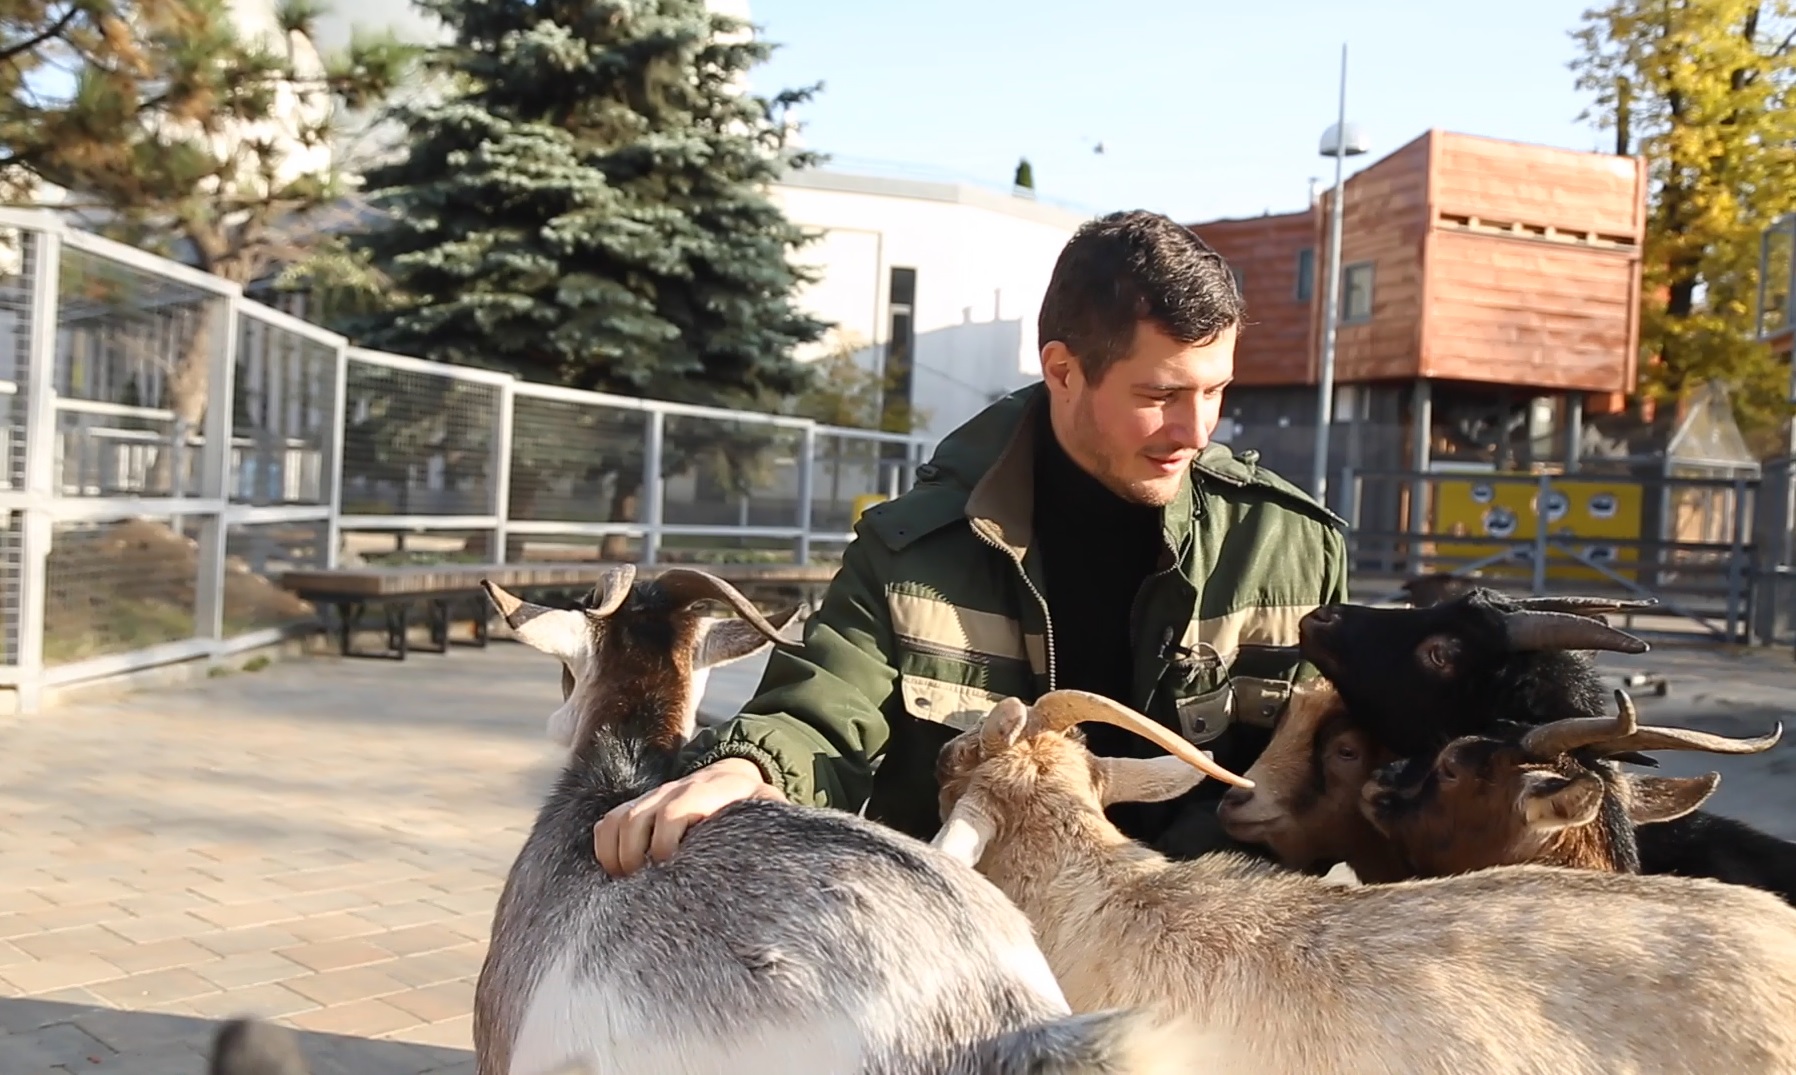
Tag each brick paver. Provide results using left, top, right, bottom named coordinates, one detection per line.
left=0, top=642, right=760, bottom=1075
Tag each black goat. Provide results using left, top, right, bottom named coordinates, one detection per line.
left=1298, top=586, right=1796, bottom=906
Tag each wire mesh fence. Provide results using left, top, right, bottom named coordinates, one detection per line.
left=0, top=210, right=934, bottom=712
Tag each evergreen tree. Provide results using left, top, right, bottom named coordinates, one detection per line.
left=1013, top=157, right=1034, bottom=190
left=1571, top=0, right=1796, bottom=452
left=343, top=0, right=828, bottom=413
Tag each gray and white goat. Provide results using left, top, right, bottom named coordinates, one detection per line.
left=474, top=564, right=1218, bottom=1075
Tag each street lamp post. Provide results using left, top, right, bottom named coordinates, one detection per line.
left=1311, top=43, right=1370, bottom=506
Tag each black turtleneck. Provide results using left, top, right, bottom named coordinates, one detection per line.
left=1031, top=408, right=1165, bottom=722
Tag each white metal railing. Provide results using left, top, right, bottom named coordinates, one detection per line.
left=0, top=207, right=935, bottom=713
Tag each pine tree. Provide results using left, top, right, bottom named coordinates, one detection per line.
left=1013, top=157, right=1034, bottom=190
left=1571, top=0, right=1796, bottom=452
left=343, top=0, right=828, bottom=413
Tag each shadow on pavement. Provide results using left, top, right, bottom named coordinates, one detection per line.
left=0, top=995, right=472, bottom=1075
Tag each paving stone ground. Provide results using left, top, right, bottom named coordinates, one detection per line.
left=0, top=643, right=766, bottom=1075
left=1, top=625, right=1792, bottom=1075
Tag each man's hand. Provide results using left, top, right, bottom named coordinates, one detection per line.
left=593, top=757, right=784, bottom=877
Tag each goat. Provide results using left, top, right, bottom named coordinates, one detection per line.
left=474, top=564, right=1216, bottom=1075
left=1214, top=677, right=1407, bottom=882
left=931, top=688, right=1796, bottom=1075
left=1399, top=571, right=1482, bottom=607
left=208, top=1018, right=309, bottom=1075
left=1364, top=687, right=1783, bottom=877
left=1296, top=587, right=1796, bottom=903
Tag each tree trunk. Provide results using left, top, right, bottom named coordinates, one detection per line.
left=601, top=475, right=641, bottom=562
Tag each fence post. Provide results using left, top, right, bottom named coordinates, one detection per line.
left=12, top=225, right=61, bottom=715
left=642, top=408, right=664, bottom=565
left=1727, top=475, right=1749, bottom=643
left=1531, top=472, right=1550, bottom=595
left=491, top=379, right=515, bottom=563
left=794, top=424, right=816, bottom=565
left=323, top=343, right=349, bottom=569
left=193, top=292, right=239, bottom=641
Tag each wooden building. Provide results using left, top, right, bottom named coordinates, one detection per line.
left=1190, top=129, right=1648, bottom=514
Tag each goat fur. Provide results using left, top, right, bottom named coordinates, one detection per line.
left=934, top=690, right=1796, bottom=1075
left=473, top=568, right=1222, bottom=1075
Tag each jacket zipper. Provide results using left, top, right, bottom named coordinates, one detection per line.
left=971, top=520, right=1057, bottom=691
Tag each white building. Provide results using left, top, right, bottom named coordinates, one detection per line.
left=771, top=168, right=1089, bottom=442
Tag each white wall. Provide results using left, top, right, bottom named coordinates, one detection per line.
left=769, top=170, right=1089, bottom=442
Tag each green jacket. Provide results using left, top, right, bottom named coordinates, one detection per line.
left=679, top=382, right=1350, bottom=840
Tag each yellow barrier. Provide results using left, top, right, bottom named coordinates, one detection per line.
left=851, top=493, right=889, bottom=524
left=1430, top=475, right=1642, bottom=584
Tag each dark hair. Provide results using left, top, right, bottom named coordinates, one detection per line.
left=1037, top=209, right=1245, bottom=384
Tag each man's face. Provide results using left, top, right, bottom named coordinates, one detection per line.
left=1042, top=320, right=1236, bottom=506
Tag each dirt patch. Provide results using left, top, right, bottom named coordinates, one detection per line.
left=41, top=518, right=317, bottom=665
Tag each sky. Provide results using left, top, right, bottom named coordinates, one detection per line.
left=726, top=0, right=1616, bottom=224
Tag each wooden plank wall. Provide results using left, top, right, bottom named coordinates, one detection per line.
left=1420, top=132, right=1646, bottom=394
left=1192, top=210, right=1317, bottom=385
left=1310, top=135, right=1432, bottom=382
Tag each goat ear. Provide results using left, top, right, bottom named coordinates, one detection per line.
left=482, top=581, right=593, bottom=664
left=1625, top=772, right=1720, bottom=825
left=692, top=604, right=806, bottom=669
left=1519, top=771, right=1605, bottom=832
left=1095, top=754, right=1208, bottom=805
left=931, top=796, right=997, bottom=869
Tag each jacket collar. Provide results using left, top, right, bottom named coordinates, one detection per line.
left=960, top=382, right=1200, bottom=563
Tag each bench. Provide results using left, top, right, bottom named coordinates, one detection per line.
left=279, top=561, right=840, bottom=660
left=280, top=563, right=624, bottom=660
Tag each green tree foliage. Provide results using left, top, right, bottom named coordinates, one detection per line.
left=1571, top=0, right=1796, bottom=452
left=0, top=0, right=412, bottom=464
left=338, top=0, right=829, bottom=413
left=1013, top=157, right=1034, bottom=190
left=790, top=329, right=930, bottom=434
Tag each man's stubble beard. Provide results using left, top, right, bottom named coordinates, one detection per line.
left=1064, top=398, right=1181, bottom=509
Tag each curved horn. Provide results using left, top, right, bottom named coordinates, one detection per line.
left=1502, top=609, right=1649, bottom=654
left=653, top=568, right=803, bottom=647
left=1520, top=687, right=1641, bottom=759
left=1028, top=689, right=1253, bottom=789
left=584, top=563, right=636, bottom=617
left=1593, top=691, right=1783, bottom=757
left=1513, top=595, right=1659, bottom=615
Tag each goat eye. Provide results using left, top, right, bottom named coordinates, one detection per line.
left=1335, top=742, right=1359, bottom=762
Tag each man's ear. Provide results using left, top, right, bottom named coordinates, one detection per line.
left=1040, top=340, right=1078, bottom=394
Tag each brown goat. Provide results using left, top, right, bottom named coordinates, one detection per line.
left=1215, top=678, right=1407, bottom=882
left=930, top=689, right=1796, bottom=1074
left=1362, top=688, right=1783, bottom=878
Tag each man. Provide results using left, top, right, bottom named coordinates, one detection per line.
left=594, top=209, right=1350, bottom=876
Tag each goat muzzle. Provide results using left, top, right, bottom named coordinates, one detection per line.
left=1028, top=689, right=1253, bottom=789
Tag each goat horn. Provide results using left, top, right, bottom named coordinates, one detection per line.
left=651, top=568, right=802, bottom=647
left=1501, top=609, right=1649, bottom=654
left=1520, top=687, right=1641, bottom=759
left=1514, top=596, right=1658, bottom=614
left=1027, top=689, right=1253, bottom=789
left=584, top=563, right=636, bottom=617
left=1591, top=685, right=1783, bottom=756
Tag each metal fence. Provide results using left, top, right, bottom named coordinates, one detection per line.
left=0, top=210, right=930, bottom=713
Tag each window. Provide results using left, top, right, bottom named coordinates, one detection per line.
left=1295, top=247, right=1315, bottom=302
left=880, top=267, right=917, bottom=436
left=1342, top=262, right=1374, bottom=323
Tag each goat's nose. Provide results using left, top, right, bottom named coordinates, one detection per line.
left=1218, top=786, right=1255, bottom=812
